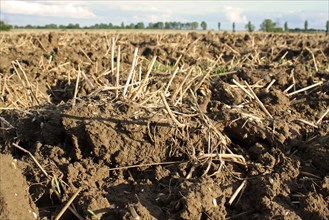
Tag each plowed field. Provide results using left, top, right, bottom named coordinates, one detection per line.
left=0, top=31, right=328, bottom=219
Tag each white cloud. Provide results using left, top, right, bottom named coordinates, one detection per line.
left=113, top=1, right=221, bottom=17
left=120, top=5, right=169, bottom=14
left=118, top=4, right=174, bottom=22
left=1, top=0, right=96, bottom=19
left=1, top=1, right=327, bottom=30
left=224, top=6, right=248, bottom=23
left=132, top=14, right=175, bottom=23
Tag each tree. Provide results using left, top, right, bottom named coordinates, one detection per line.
left=232, top=22, right=236, bottom=32
left=245, top=21, right=255, bottom=32
left=25, top=24, right=34, bottom=29
left=182, top=23, right=191, bottom=30
left=67, top=23, right=79, bottom=29
left=165, top=22, right=170, bottom=29
left=326, top=20, right=329, bottom=35
left=135, top=22, right=144, bottom=29
left=218, top=22, right=221, bottom=30
left=176, top=22, right=182, bottom=30
left=0, top=20, right=12, bottom=31
left=45, top=24, right=58, bottom=29
left=128, top=23, right=135, bottom=29
left=200, top=21, right=207, bottom=30
left=304, top=20, right=308, bottom=31
left=153, top=22, right=164, bottom=29
left=260, top=19, right=276, bottom=32
left=284, top=22, right=288, bottom=32
left=121, top=22, right=125, bottom=28
left=191, top=21, right=199, bottom=30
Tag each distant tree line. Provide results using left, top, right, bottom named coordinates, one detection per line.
left=1, top=19, right=329, bottom=34
left=245, top=19, right=328, bottom=33
left=147, top=21, right=203, bottom=30
left=12, top=21, right=206, bottom=30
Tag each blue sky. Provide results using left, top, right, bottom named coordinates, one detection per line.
left=1, top=1, right=328, bottom=30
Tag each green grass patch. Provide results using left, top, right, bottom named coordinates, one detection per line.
left=211, top=66, right=229, bottom=75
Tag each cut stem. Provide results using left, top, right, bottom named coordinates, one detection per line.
left=79, top=48, right=94, bottom=64
left=232, top=79, right=254, bottom=99
left=296, top=119, right=318, bottom=128
left=131, top=56, right=157, bottom=100
left=116, top=45, right=121, bottom=98
left=305, top=47, right=318, bottom=72
left=81, top=70, right=94, bottom=89
left=265, top=79, right=276, bottom=92
left=164, top=66, right=179, bottom=95
left=12, top=143, right=49, bottom=179
left=172, top=67, right=193, bottom=103
left=288, top=81, right=323, bottom=96
left=160, top=92, right=186, bottom=128
left=111, top=37, right=115, bottom=84
left=228, top=180, right=247, bottom=205
left=11, top=62, right=32, bottom=104
left=316, top=108, right=329, bottom=125
left=54, top=188, right=82, bottom=220
left=283, top=83, right=295, bottom=93
left=72, top=65, right=81, bottom=107
left=195, top=56, right=220, bottom=91
left=245, top=81, right=273, bottom=119
left=123, top=48, right=138, bottom=96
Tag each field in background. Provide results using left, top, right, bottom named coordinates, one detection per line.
left=0, top=31, right=328, bottom=219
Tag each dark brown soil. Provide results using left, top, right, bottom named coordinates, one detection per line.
left=0, top=31, right=328, bottom=219
left=0, top=154, right=38, bottom=220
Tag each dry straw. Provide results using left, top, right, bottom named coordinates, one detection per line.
left=228, top=180, right=247, bottom=205
left=288, top=81, right=323, bottom=96
left=72, top=65, right=81, bottom=107
left=54, top=188, right=82, bottom=220
left=244, top=81, right=273, bottom=119
left=164, top=66, right=180, bottom=95
left=123, top=48, right=139, bottom=96
left=116, top=45, right=121, bottom=98
left=111, top=37, right=115, bottom=84
left=232, top=79, right=254, bottom=99
left=13, top=143, right=49, bottom=179
left=160, top=92, right=186, bottom=128
left=305, top=47, right=318, bottom=72
left=316, top=108, right=329, bottom=125
left=131, top=56, right=157, bottom=100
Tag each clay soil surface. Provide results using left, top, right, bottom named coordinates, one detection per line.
left=0, top=31, right=328, bottom=219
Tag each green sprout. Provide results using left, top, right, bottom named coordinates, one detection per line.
left=54, top=176, right=61, bottom=195
left=88, top=209, right=100, bottom=220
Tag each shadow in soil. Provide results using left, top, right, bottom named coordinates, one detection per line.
left=47, top=79, right=76, bottom=104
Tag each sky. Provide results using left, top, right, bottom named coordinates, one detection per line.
left=1, top=0, right=328, bottom=30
